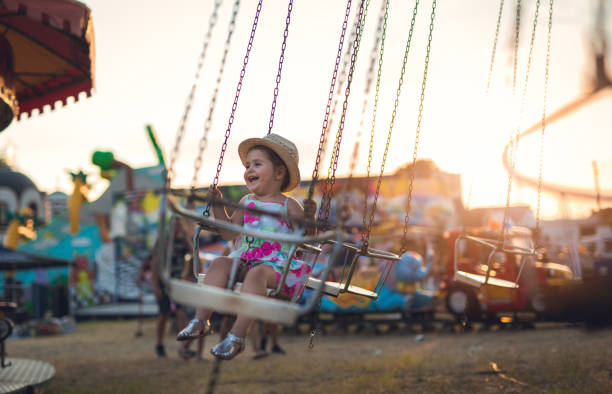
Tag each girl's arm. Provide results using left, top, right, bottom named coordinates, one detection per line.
left=209, top=187, right=245, bottom=241
left=286, top=197, right=307, bottom=233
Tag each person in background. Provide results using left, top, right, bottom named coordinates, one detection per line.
left=150, top=218, right=194, bottom=358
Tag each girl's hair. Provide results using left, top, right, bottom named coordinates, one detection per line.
left=249, top=145, right=289, bottom=191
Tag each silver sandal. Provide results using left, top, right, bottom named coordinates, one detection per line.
left=210, top=333, right=245, bottom=360
left=176, top=319, right=211, bottom=341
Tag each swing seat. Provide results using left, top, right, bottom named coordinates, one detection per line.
left=161, top=200, right=344, bottom=325
left=304, top=278, right=379, bottom=298
left=304, top=240, right=400, bottom=299
left=167, top=278, right=301, bottom=325
left=453, top=271, right=519, bottom=289
left=453, top=232, right=535, bottom=289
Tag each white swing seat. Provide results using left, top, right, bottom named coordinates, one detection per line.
left=453, top=232, right=535, bottom=289
left=303, top=240, right=399, bottom=299
left=167, top=278, right=300, bottom=325
left=453, top=271, right=519, bottom=289
left=304, top=277, right=379, bottom=298
left=161, top=199, right=345, bottom=326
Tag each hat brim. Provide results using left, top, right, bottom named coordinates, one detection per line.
left=238, top=138, right=301, bottom=192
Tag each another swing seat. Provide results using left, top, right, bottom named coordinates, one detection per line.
left=305, top=240, right=400, bottom=299
left=453, top=232, right=534, bottom=289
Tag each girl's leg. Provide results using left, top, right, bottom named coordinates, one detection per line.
left=177, top=257, right=233, bottom=340
left=230, top=265, right=278, bottom=338
left=193, top=257, right=234, bottom=321
left=210, top=265, right=277, bottom=359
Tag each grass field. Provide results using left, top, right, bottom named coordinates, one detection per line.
left=6, top=318, right=612, bottom=393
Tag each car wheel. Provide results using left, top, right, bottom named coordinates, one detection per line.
left=446, top=286, right=479, bottom=320
left=529, top=290, right=547, bottom=314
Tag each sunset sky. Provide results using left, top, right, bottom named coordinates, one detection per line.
left=2, top=0, right=611, bottom=219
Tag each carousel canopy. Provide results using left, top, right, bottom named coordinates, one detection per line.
left=0, top=0, right=95, bottom=131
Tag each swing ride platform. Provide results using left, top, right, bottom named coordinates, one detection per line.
left=0, top=358, right=56, bottom=394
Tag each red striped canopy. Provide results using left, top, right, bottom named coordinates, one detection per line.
left=0, top=0, right=95, bottom=125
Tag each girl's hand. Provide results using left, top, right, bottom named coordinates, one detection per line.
left=208, top=187, right=223, bottom=200
left=303, top=199, right=317, bottom=219
left=303, top=199, right=317, bottom=235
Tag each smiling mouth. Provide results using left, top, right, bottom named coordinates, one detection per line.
left=247, top=176, right=259, bottom=183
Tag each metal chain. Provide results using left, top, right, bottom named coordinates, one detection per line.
left=319, top=0, right=369, bottom=229
left=355, top=0, right=389, bottom=246
left=345, top=0, right=386, bottom=194
left=320, top=11, right=361, bottom=169
left=535, top=0, right=553, bottom=246
left=205, top=0, right=263, bottom=216
left=166, top=0, right=223, bottom=188
left=205, top=358, right=223, bottom=394
left=364, top=0, right=418, bottom=249
left=308, top=328, right=316, bottom=349
left=267, top=0, right=294, bottom=134
left=191, top=0, right=241, bottom=190
left=512, top=0, right=521, bottom=96
left=485, top=0, right=505, bottom=94
left=307, top=0, right=354, bottom=202
left=499, top=0, right=541, bottom=244
left=325, top=11, right=362, bottom=183
left=501, top=0, right=522, bottom=215
left=346, top=0, right=386, bottom=184
left=399, top=0, right=437, bottom=255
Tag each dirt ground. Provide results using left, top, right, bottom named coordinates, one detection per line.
left=6, top=318, right=612, bottom=393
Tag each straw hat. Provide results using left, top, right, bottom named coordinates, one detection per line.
left=238, top=133, right=300, bottom=192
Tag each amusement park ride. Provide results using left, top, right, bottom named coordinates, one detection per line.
left=154, top=0, right=450, bottom=354
left=156, top=0, right=612, bottom=340
left=444, top=0, right=612, bottom=320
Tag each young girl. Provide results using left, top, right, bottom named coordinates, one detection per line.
left=176, top=133, right=312, bottom=360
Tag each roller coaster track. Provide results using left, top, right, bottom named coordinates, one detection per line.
left=502, top=29, right=612, bottom=202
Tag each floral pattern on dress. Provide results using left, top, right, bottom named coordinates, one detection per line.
left=229, top=195, right=311, bottom=297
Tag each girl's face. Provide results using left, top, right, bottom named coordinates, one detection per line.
left=243, top=148, right=285, bottom=196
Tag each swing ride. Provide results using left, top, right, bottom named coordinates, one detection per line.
left=155, top=0, right=441, bottom=333
left=452, top=0, right=555, bottom=290
left=306, top=0, right=438, bottom=299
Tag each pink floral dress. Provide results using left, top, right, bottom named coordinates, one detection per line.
left=229, top=195, right=312, bottom=297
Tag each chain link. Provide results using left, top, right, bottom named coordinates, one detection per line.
left=344, top=0, right=386, bottom=221
left=400, top=0, right=437, bottom=254
left=307, top=0, right=355, bottom=201
left=166, top=0, right=223, bottom=188
left=205, top=358, right=223, bottom=394
left=308, top=328, right=316, bottom=349
left=499, top=0, right=541, bottom=244
left=319, top=0, right=370, bottom=229
left=364, top=0, right=388, bottom=181
left=191, top=0, right=241, bottom=190
left=485, top=0, right=505, bottom=94
left=267, top=0, right=294, bottom=134
left=535, top=0, right=553, bottom=246
left=321, top=12, right=361, bottom=183
left=512, top=0, right=521, bottom=96
left=205, top=0, right=263, bottom=216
